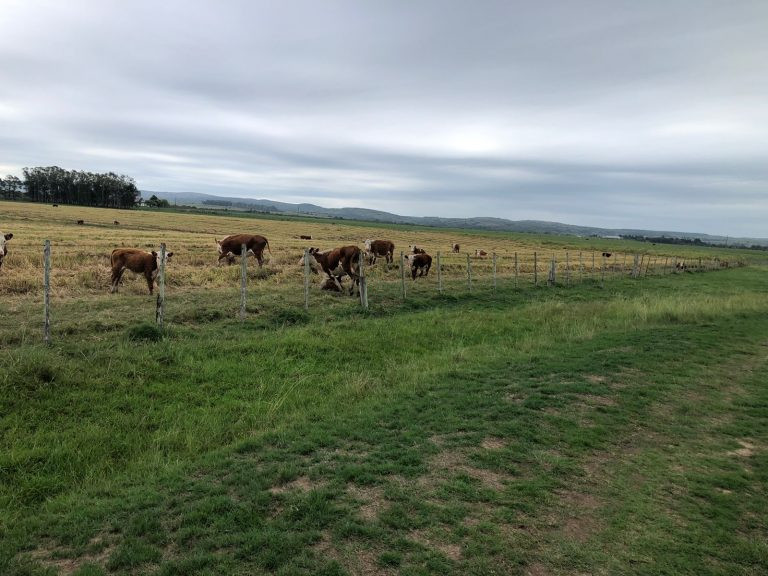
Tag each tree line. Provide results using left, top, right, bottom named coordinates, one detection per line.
left=0, top=166, right=141, bottom=208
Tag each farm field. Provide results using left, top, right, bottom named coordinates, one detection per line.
left=1, top=201, right=767, bottom=575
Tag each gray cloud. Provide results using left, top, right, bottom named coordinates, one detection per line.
left=1, top=0, right=767, bottom=237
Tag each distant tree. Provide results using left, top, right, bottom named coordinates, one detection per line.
left=145, top=194, right=170, bottom=208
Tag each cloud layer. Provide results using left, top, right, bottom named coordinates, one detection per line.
left=1, top=1, right=767, bottom=236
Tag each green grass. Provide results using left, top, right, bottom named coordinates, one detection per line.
left=1, top=267, right=767, bottom=575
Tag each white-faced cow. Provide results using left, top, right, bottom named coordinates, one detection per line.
left=0, top=231, right=13, bottom=271
left=475, top=249, right=488, bottom=257
left=409, top=244, right=426, bottom=254
left=110, top=248, right=174, bottom=294
left=364, top=238, right=395, bottom=265
left=308, top=246, right=361, bottom=295
left=216, top=234, right=271, bottom=267
left=452, top=243, right=460, bottom=253
left=406, top=253, right=432, bottom=280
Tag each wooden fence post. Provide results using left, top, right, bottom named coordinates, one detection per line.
left=492, top=253, right=497, bottom=291
left=43, top=240, right=51, bottom=345
left=239, top=243, right=247, bottom=321
left=601, top=254, right=606, bottom=288
left=155, top=243, right=166, bottom=328
left=579, top=251, right=584, bottom=283
left=622, top=253, right=628, bottom=277
left=566, top=252, right=571, bottom=286
left=437, top=251, right=442, bottom=293
left=514, top=252, right=518, bottom=288
left=548, top=254, right=556, bottom=286
left=534, top=251, right=538, bottom=286
left=592, top=252, right=596, bottom=281
left=466, top=253, right=472, bottom=291
left=400, top=251, right=406, bottom=300
left=358, top=250, right=368, bottom=309
left=303, top=248, right=310, bottom=310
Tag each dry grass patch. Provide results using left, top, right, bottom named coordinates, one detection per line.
left=26, top=536, right=116, bottom=576
left=408, top=528, right=462, bottom=561
left=268, top=475, right=322, bottom=494
left=347, top=484, right=387, bottom=521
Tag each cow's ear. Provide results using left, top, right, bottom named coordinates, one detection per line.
left=4, top=233, right=12, bottom=240
left=152, top=250, right=157, bottom=257
left=167, top=252, right=174, bottom=258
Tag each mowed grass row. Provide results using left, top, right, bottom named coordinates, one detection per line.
left=1, top=264, right=767, bottom=575
left=0, top=201, right=747, bottom=299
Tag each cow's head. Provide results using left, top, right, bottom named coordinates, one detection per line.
left=364, top=239, right=372, bottom=251
left=0, top=232, right=12, bottom=255
left=215, top=238, right=223, bottom=254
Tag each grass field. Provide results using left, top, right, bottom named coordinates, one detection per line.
left=1, top=201, right=766, bottom=575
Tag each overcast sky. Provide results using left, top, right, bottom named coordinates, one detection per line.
left=1, top=1, right=766, bottom=236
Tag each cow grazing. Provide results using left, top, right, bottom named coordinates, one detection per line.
left=52, top=204, right=58, bottom=207
left=110, top=248, right=174, bottom=294
left=475, top=249, right=488, bottom=257
left=114, top=220, right=120, bottom=225
left=308, top=246, right=361, bottom=295
left=364, top=238, right=395, bottom=265
left=406, top=253, right=432, bottom=280
left=77, top=219, right=84, bottom=225
left=602, top=252, right=612, bottom=258
left=409, top=244, right=426, bottom=254
left=216, top=234, right=271, bottom=267
left=452, top=243, right=460, bottom=253
left=0, top=232, right=13, bottom=271
left=299, top=235, right=312, bottom=240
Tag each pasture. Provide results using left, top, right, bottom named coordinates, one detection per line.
left=1, top=201, right=766, bottom=575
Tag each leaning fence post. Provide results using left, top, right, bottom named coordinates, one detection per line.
left=565, top=252, right=571, bottom=286
left=492, top=253, right=497, bottom=292
left=632, top=254, right=640, bottom=278
left=579, top=251, right=584, bottom=283
left=239, top=243, right=248, bottom=321
left=466, top=253, right=472, bottom=291
left=534, top=251, right=538, bottom=287
left=437, top=251, right=442, bottom=293
left=43, top=240, right=51, bottom=345
left=155, top=243, right=166, bottom=328
left=358, top=250, right=368, bottom=309
left=400, top=251, right=407, bottom=300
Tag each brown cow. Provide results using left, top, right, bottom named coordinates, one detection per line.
left=452, top=243, right=460, bottom=253
left=110, top=248, right=174, bottom=294
left=299, top=235, right=312, bottom=240
left=602, top=252, right=612, bottom=258
left=475, top=249, right=488, bottom=257
left=406, top=253, right=432, bottom=280
left=216, top=234, right=271, bottom=267
left=308, top=246, right=361, bottom=295
left=77, top=219, right=84, bottom=225
left=364, top=238, right=395, bottom=265
left=0, top=232, right=13, bottom=271
left=409, top=244, right=426, bottom=254
left=114, top=220, right=120, bottom=225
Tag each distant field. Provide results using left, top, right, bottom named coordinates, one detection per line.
left=1, top=201, right=766, bottom=575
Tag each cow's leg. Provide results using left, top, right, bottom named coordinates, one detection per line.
left=328, top=271, right=343, bottom=292
left=145, top=272, right=154, bottom=295
left=217, top=253, right=229, bottom=266
left=110, top=267, right=123, bottom=293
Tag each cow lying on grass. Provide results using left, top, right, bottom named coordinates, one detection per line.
left=308, top=246, right=361, bottom=295
left=0, top=232, right=13, bottom=271
left=110, top=248, right=174, bottom=294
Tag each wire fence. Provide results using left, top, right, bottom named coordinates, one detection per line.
left=2, top=241, right=743, bottom=344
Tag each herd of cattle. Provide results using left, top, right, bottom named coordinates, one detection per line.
left=0, top=230, right=477, bottom=296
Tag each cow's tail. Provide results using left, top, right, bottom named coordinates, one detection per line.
left=265, top=239, right=272, bottom=254
left=110, top=248, right=119, bottom=267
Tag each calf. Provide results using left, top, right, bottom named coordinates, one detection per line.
left=475, top=249, right=488, bottom=257
left=0, top=232, right=13, bottom=271
left=216, top=234, right=271, bottom=267
left=406, top=253, right=432, bottom=280
left=114, top=220, right=120, bottom=225
left=110, top=248, right=174, bottom=294
left=364, top=238, right=395, bottom=265
left=77, top=219, right=84, bottom=225
left=409, top=244, right=426, bottom=254
left=452, top=243, right=460, bottom=253
left=308, top=246, right=361, bottom=295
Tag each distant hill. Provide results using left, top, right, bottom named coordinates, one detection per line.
left=144, top=190, right=768, bottom=247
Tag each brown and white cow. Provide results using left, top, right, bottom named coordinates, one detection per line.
left=110, top=248, right=174, bottom=294
left=452, top=243, right=460, bottom=253
left=364, top=238, right=395, bottom=265
left=406, top=252, right=432, bottom=280
left=475, top=249, right=488, bottom=257
left=409, top=244, right=426, bottom=254
left=308, top=245, right=361, bottom=295
left=0, top=232, right=13, bottom=271
left=216, top=234, right=271, bottom=267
